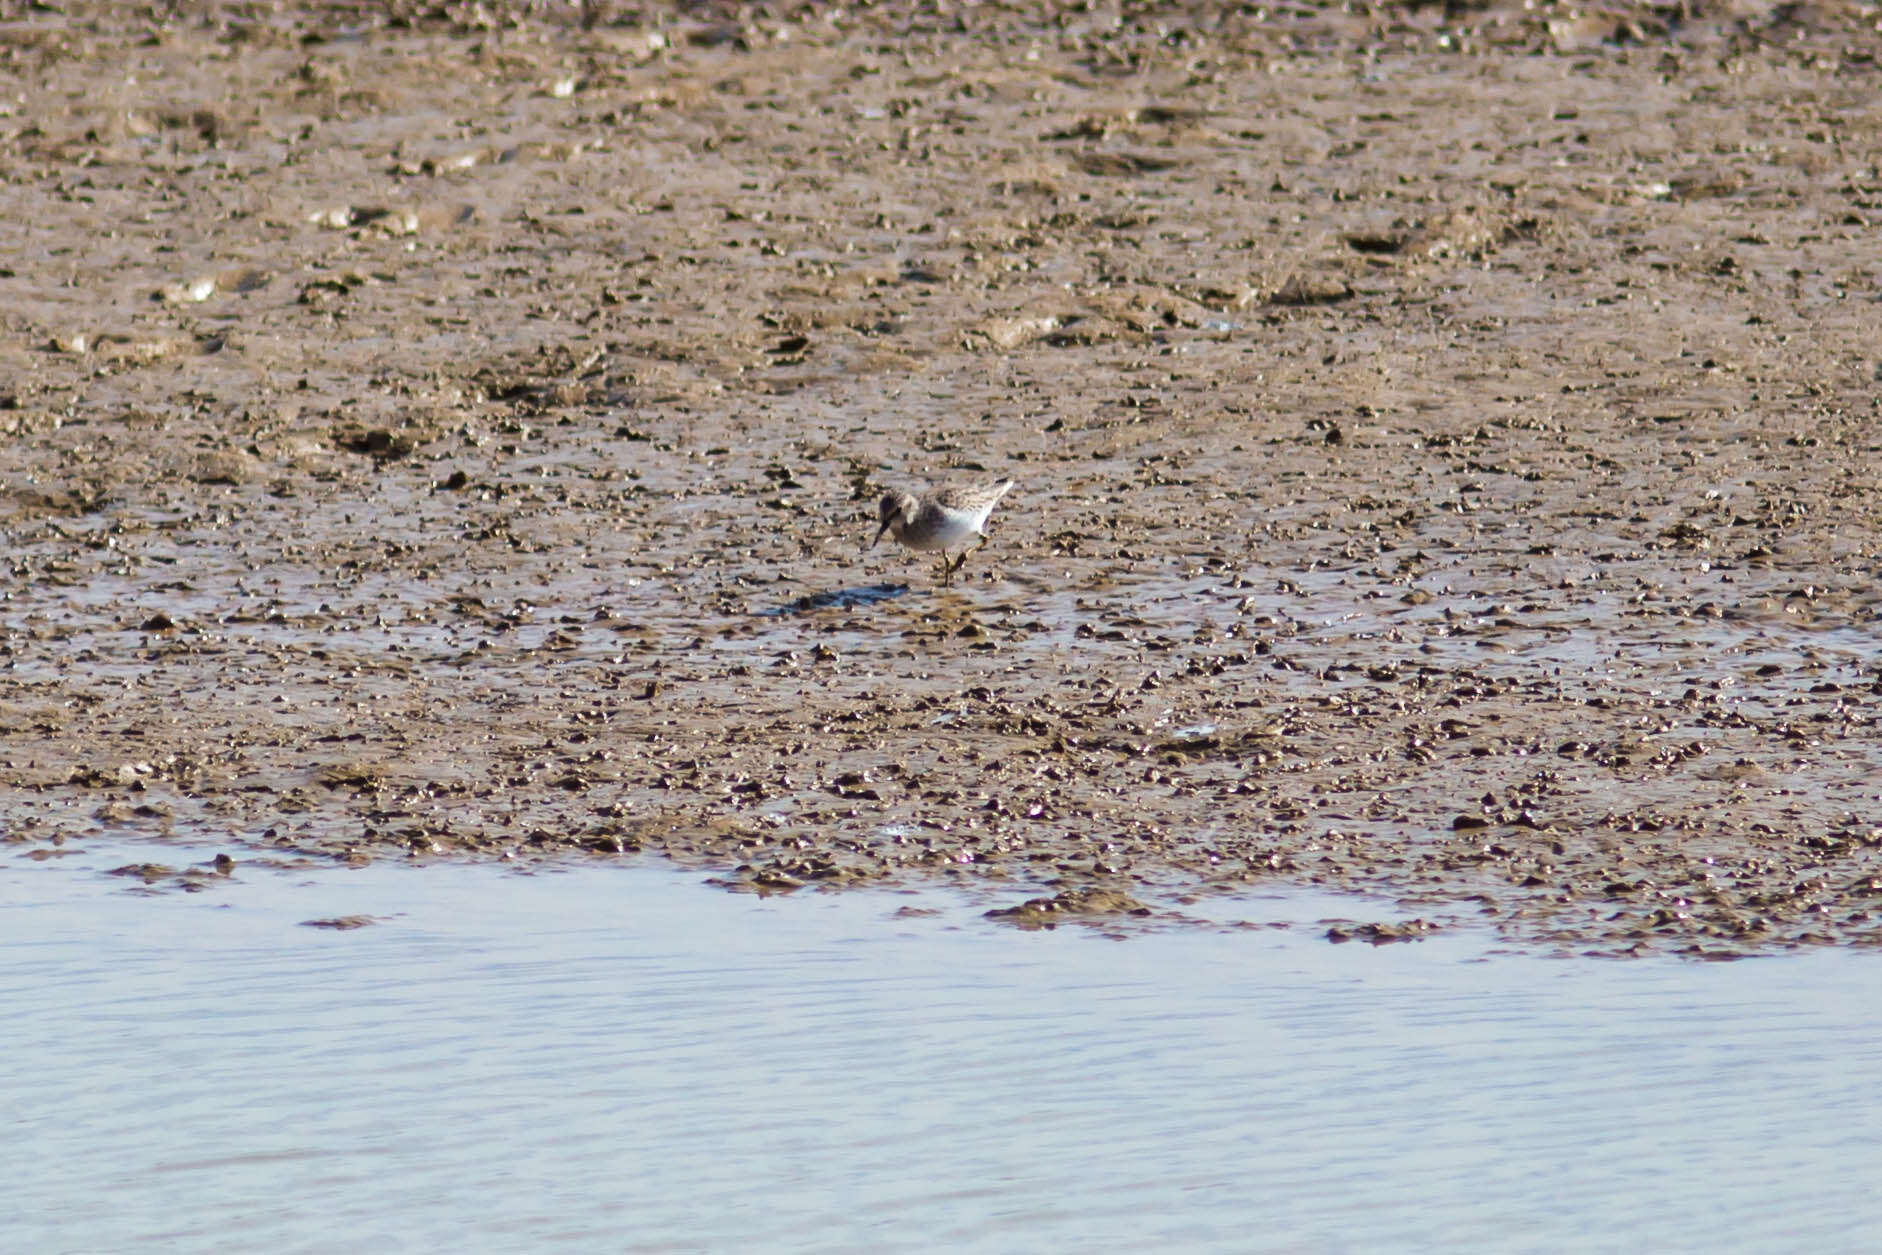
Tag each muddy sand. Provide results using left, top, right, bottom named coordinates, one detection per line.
left=7, top=1, right=1882, bottom=955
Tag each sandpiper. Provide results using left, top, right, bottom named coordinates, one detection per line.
left=871, top=477, right=1015, bottom=586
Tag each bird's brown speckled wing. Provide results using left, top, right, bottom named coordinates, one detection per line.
left=933, top=478, right=1013, bottom=513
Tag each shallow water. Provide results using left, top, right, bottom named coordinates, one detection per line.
left=6, top=842, right=1880, bottom=1252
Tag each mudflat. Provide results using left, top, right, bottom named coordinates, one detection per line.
left=6, top=1, right=1882, bottom=955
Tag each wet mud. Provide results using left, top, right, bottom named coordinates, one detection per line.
left=7, top=1, right=1882, bottom=955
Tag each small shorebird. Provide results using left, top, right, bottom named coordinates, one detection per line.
left=872, top=477, right=1015, bottom=586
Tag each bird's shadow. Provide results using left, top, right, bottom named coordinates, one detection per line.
left=757, top=583, right=911, bottom=617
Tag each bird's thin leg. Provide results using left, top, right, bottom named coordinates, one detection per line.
left=939, top=553, right=953, bottom=587
left=951, top=532, right=987, bottom=580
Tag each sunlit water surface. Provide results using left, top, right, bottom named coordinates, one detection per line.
left=6, top=841, right=1880, bottom=1252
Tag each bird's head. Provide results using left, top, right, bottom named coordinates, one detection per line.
left=871, top=491, right=918, bottom=548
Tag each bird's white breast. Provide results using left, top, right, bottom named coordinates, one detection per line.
left=900, top=510, right=980, bottom=551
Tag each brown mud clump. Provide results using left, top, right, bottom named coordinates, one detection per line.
left=986, top=887, right=1154, bottom=931
left=7, top=3, right=1882, bottom=956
